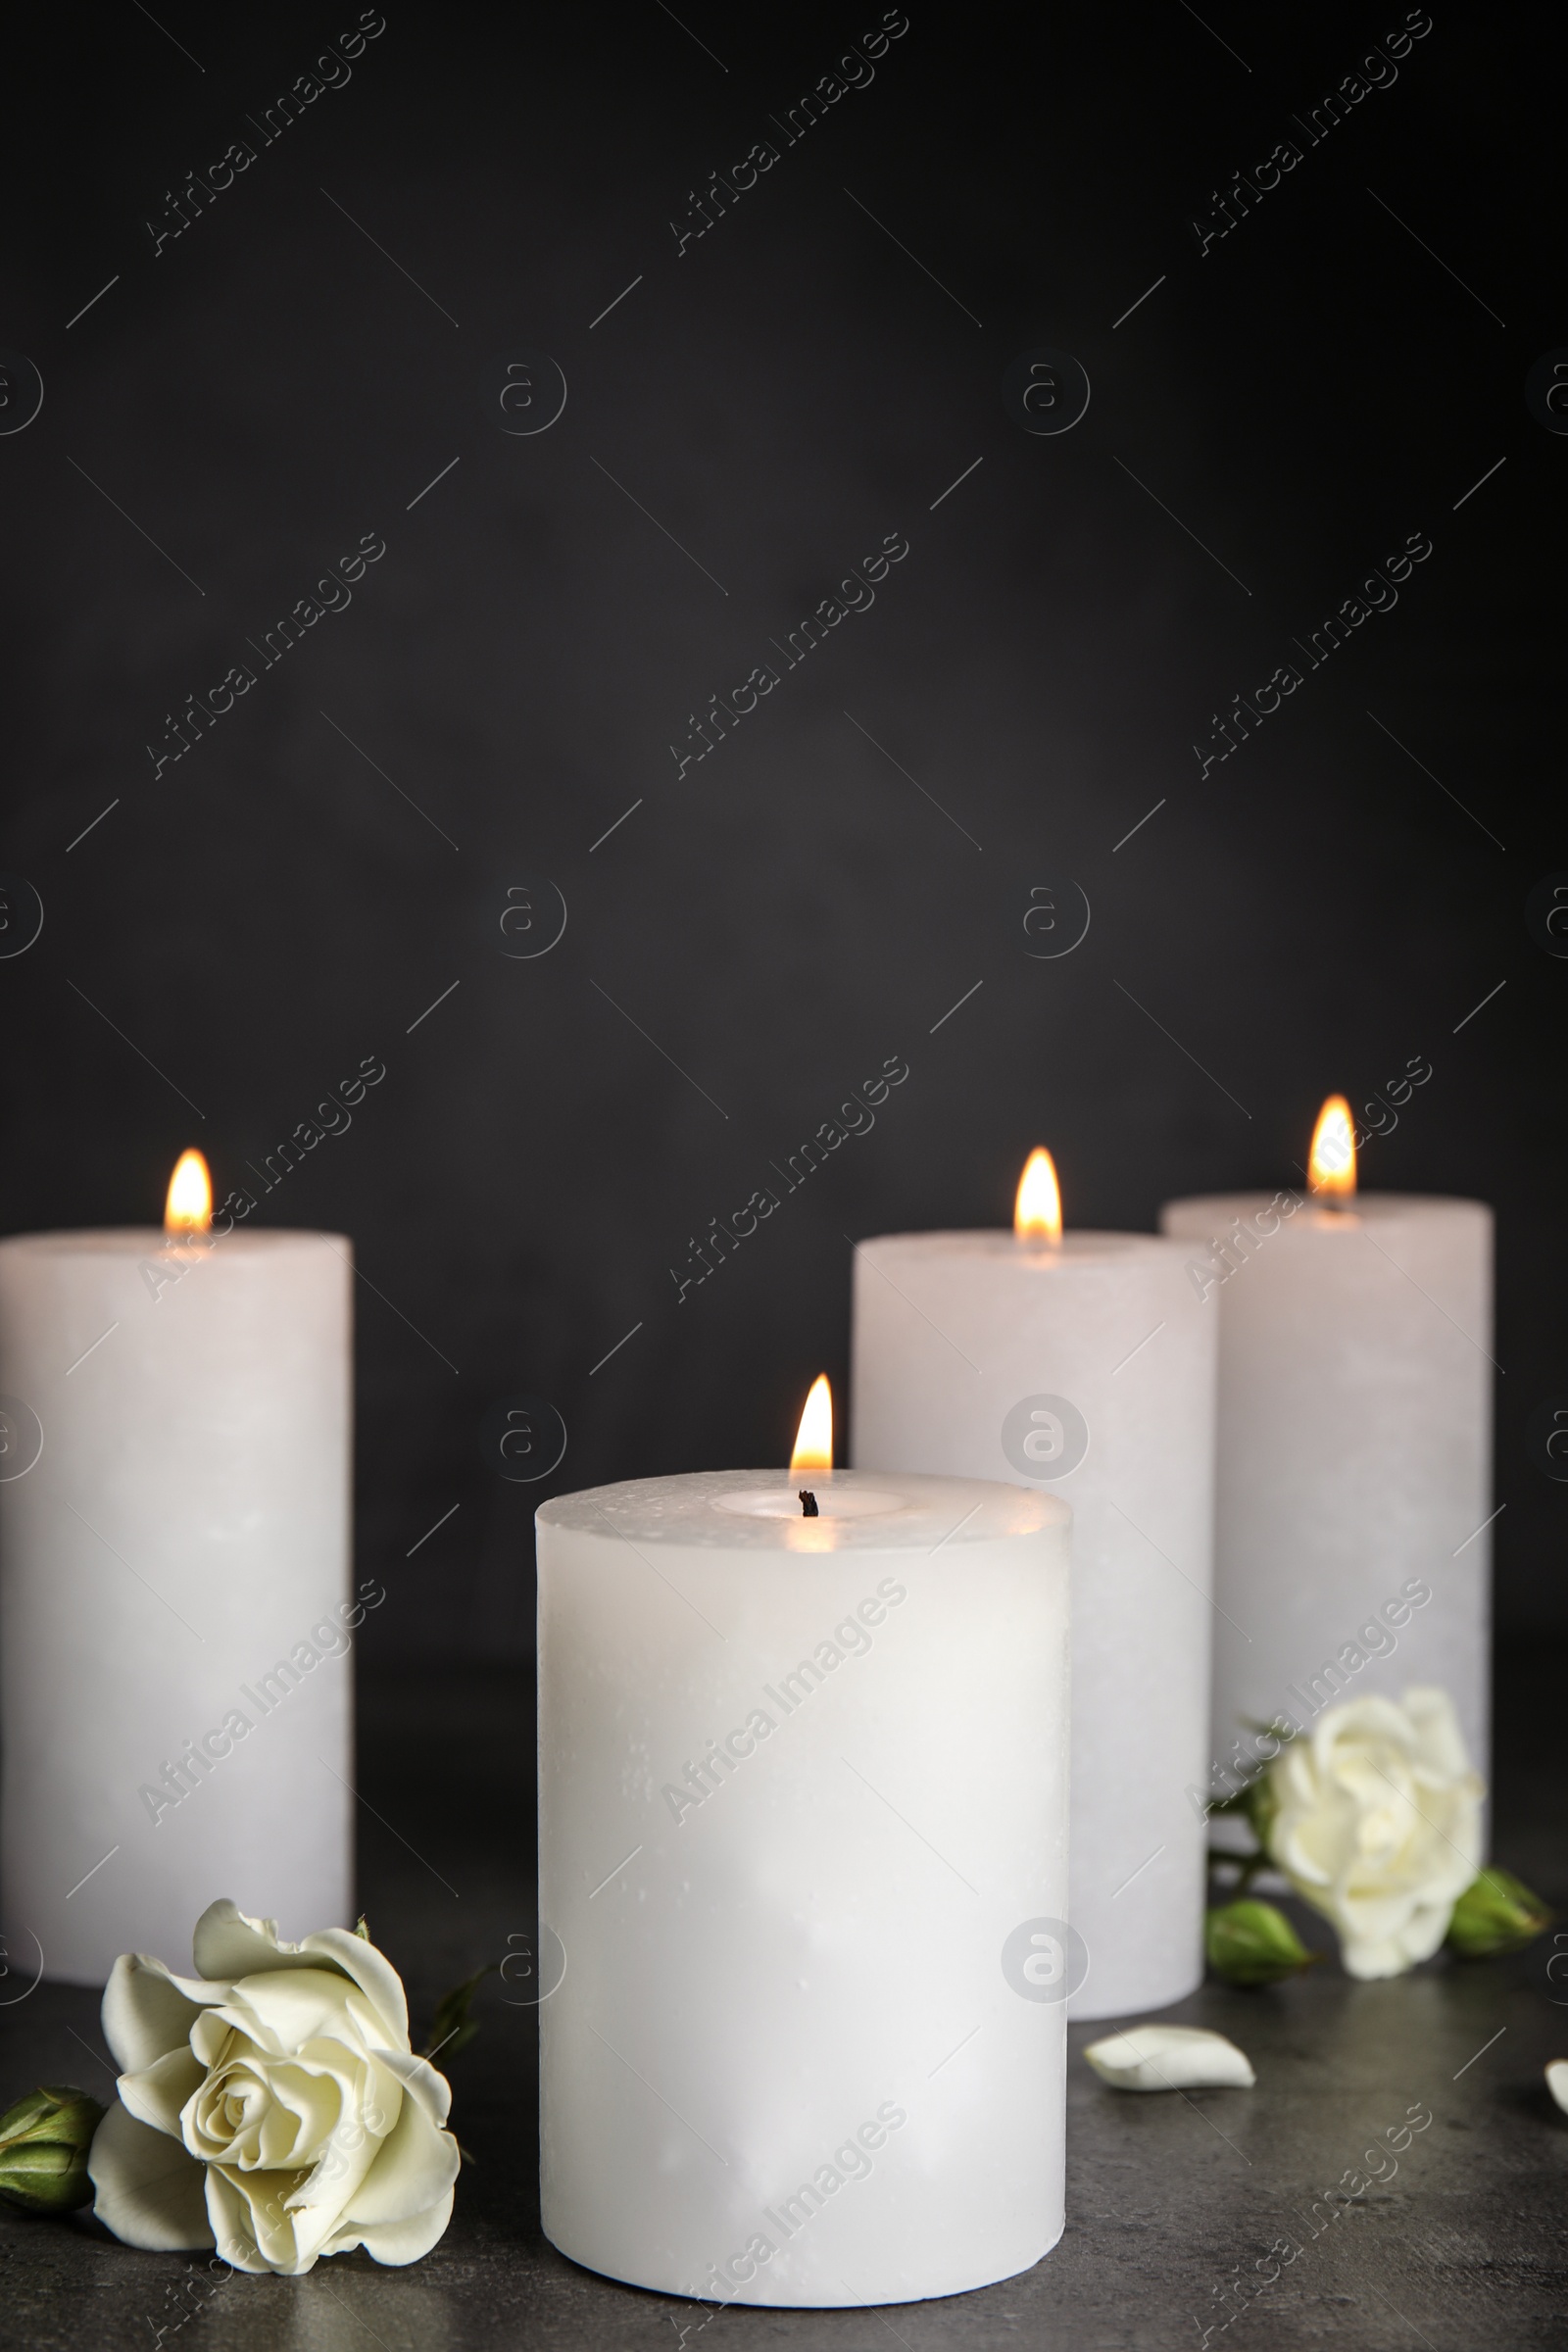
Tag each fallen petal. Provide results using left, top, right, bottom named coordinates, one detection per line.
left=1084, top=2024, right=1255, bottom=2091
left=1546, top=2061, right=1568, bottom=2116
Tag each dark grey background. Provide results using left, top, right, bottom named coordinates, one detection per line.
left=3, top=0, right=1560, bottom=1666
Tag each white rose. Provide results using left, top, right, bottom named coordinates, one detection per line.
left=87, top=1899, right=460, bottom=2275
left=1265, top=1687, right=1484, bottom=1981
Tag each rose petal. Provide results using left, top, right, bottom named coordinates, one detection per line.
left=190, top=2008, right=243, bottom=2069
left=203, top=2164, right=265, bottom=2273
left=200, top=1967, right=362, bottom=2058
left=1340, top=1893, right=1452, bottom=1978
left=191, top=1899, right=299, bottom=1982
left=296, top=2130, right=385, bottom=2249
left=190, top=1902, right=410, bottom=2052
left=206, top=2160, right=314, bottom=2276
left=102, top=1950, right=222, bottom=2073
left=1340, top=1933, right=1416, bottom=1980
left=373, top=2047, right=454, bottom=2130
left=1311, top=1695, right=1413, bottom=1772
left=1275, top=1824, right=1334, bottom=1889
left=296, top=1929, right=411, bottom=2050
left=1085, top=2025, right=1255, bottom=2091
left=89, top=2097, right=214, bottom=2251
left=1398, top=1900, right=1461, bottom=1967
left=257, top=2061, right=351, bottom=2170
left=185, top=2048, right=353, bottom=2173
left=1403, top=1687, right=1473, bottom=1780
left=1546, top=2061, right=1568, bottom=2116
left=118, top=2045, right=206, bottom=2139
left=283, top=2160, right=380, bottom=2271
left=334, top=2076, right=460, bottom=2228
left=325, top=2184, right=456, bottom=2269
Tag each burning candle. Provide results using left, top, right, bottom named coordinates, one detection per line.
left=850, top=1155, right=1218, bottom=2021
left=1161, top=1095, right=1493, bottom=1797
left=0, top=1154, right=356, bottom=1983
left=535, top=1381, right=1071, bottom=2306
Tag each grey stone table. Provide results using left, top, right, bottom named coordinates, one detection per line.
left=3, top=1646, right=1565, bottom=2351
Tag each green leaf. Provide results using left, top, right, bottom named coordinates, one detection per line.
left=1205, top=1899, right=1321, bottom=1987
left=1446, top=1868, right=1554, bottom=1959
left=0, top=2084, right=105, bottom=2213
left=421, top=1965, right=497, bottom=2063
left=352, top=1915, right=371, bottom=1941
left=1207, top=1769, right=1280, bottom=1857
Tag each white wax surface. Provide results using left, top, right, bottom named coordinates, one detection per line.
left=536, top=1469, right=1070, bottom=2307
left=1159, top=1194, right=1493, bottom=1787
left=0, top=1230, right=354, bottom=1984
left=851, top=1232, right=1216, bottom=2021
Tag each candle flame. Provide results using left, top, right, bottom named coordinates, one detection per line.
left=165, top=1149, right=213, bottom=1237
left=790, top=1374, right=833, bottom=1472
left=1014, top=1148, right=1062, bottom=1242
left=1308, top=1096, right=1356, bottom=1201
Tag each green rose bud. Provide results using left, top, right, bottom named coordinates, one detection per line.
left=1445, top=1868, right=1553, bottom=1960
left=1205, top=1899, right=1320, bottom=1986
left=0, top=2084, right=106, bottom=2213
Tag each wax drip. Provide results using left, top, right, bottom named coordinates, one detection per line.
left=798, top=1490, right=819, bottom=1518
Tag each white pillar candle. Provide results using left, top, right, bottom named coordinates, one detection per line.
left=850, top=1166, right=1216, bottom=2022
left=536, top=1468, right=1069, bottom=2307
left=1159, top=1161, right=1493, bottom=1795
left=0, top=1186, right=354, bottom=1985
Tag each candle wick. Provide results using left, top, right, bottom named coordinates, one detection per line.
left=798, top=1490, right=819, bottom=1518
